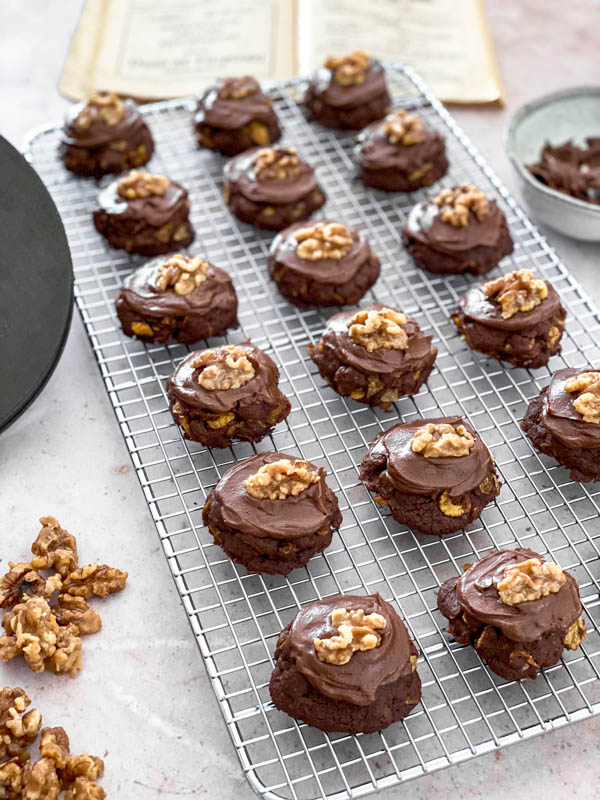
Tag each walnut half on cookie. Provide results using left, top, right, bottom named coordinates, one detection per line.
left=167, top=342, right=291, bottom=448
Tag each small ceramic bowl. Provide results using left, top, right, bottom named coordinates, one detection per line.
left=505, top=86, right=600, bottom=241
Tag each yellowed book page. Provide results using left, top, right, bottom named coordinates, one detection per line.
left=59, top=0, right=108, bottom=101
left=297, top=0, right=503, bottom=105
left=64, top=0, right=297, bottom=101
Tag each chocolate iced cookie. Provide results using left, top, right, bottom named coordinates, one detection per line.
left=270, top=593, right=421, bottom=734
left=167, top=342, right=291, bottom=447
left=223, top=146, right=326, bottom=231
left=93, top=170, right=194, bottom=256
left=115, top=253, right=238, bottom=344
left=269, top=221, right=380, bottom=308
left=521, top=368, right=600, bottom=481
left=308, top=303, right=436, bottom=410
left=194, top=75, right=281, bottom=156
left=452, top=268, right=566, bottom=368
left=354, top=108, right=448, bottom=192
left=61, top=91, right=154, bottom=178
left=438, top=548, right=586, bottom=681
left=403, top=184, right=514, bottom=276
left=202, top=452, right=341, bottom=574
left=527, top=138, right=600, bottom=204
left=304, top=50, right=391, bottom=131
left=360, top=417, right=500, bottom=536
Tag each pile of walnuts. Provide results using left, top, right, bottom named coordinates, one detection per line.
left=0, top=686, right=106, bottom=799
left=0, top=516, right=127, bottom=678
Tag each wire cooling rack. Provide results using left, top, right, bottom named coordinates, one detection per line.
left=25, top=65, right=600, bottom=800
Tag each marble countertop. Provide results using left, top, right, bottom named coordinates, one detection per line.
left=1, top=1, right=599, bottom=797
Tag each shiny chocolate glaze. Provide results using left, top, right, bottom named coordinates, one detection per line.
left=96, top=175, right=189, bottom=226
left=224, top=147, right=318, bottom=205
left=167, top=341, right=282, bottom=415
left=456, top=547, right=582, bottom=641
left=269, top=221, right=371, bottom=285
left=210, top=451, right=335, bottom=540
left=354, top=117, right=445, bottom=172
left=61, top=98, right=148, bottom=149
left=405, top=197, right=507, bottom=254
left=541, top=367, right=600, bottom=448
left=195, top=77, right=277, bottom=130
left=283, top=593, right=414, bottom=706
left=458, top=282, right=561, bottom=331
left=308, top=59, right=389, bottom=110
left=318, top=303, right=434, bottom=375
left=369, top=416, right=492, bottom=498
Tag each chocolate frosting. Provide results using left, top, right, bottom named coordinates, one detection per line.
left=195, top=78, right=276, bottom=130
left=212, top=451, right=334, bottom=539
left=405, top=197, right=506, bottom=253
left=284, top=593, right=414, bottom=706
left=528, top=138, right=600, bottom=205
left=456, top=548, right=582, bottom=641
left=458, top=282, right=561, bottom=331
left=319, top=303, right=434, bottom=375
left=224, top=147, right=318, bottom=204
left=371, top=416, right=492, bottom=498
left=270, top=221, right=370, bottom=284
left=167, top=341, right=282, bottom=415
left=541, top=367, right=600, bottom=448
left=117, top=256, right=237, bottom=319
left=354, top=118, right=445, bottom=171
left=308, top=59, right=388, bottom=110
left=61, top=98, right=147, bottom=148
left=96, top=176, right=189, bottom=226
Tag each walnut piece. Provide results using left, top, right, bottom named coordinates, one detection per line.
left=314, top=608, right=386, bottom=665
left=0, top=563, right=56, bottom=609
left=384, top=108, right=425, bottom=146
left=324, top=50, right=370, bottom=86
left=39, top=727, right=70, bottom=769
left=218, top=76, right=258, bottom=100
left=564, top=371, right=600, bottom=424
left=411, top=423, right=475, bottom=458
left=117, top=170, right=169, bottom=200
left=52, top=595, right=102, bottom=636
left=434, top=184, right=490, bottom=227
left=0, top=687, right=42, bottom=764
left=62, top=754, right=104, bottom=783
left=295, top=222, right=353, bottom=261
left=192, top=345, right=255, bottom=391
left=254, top=147, right=301, bottom=181
left=64, top=777, right=107, bottom=800
left=46, top=624, right=83, bottom=678
left=497, top=558, right=566, bottom=605
left=62, top=564, right=128, bottom=600
left=347, top=307, right=408, bottom=352
left=564, top=617, right=587, bottom=650
left=31, top=516, right=78, bottom=577
left=21, top=758, right=61, bottom=800
left=1, top=597, right=59, bottom=673
left=0, top=757, right=23, bottom=798
left=244, top=459, right=319, bottom=500
left=75, top=91, right=124, bottom=130
left=482, top=269, right=548, bottom=319
left=155, top=254, right=209, bottom=295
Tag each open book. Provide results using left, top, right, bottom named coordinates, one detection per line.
left=60, top=0, right=503, bottom=106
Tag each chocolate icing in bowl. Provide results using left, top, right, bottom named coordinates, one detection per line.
left=370, top=416, right=493, bottom=498
left=456, top=547, right=582, bottom=641
left=458, top=282, right=561, bottom=331
left=406, top=198, right=506, bottom=253
left=269, top=222, right=370, bottom=285
left=210, top=451, right=333, bottom=540
left=284, top=593, right=414, bottom=706
left=317, top=303, right=433, bottom=375
left=167, top=342, right=281, bottom=415
left=541, top=367, right=600, bottom=448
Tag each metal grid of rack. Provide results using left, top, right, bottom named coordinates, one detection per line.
left=25, top=65, right=600, bottom=800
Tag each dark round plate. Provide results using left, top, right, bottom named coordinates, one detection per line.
left=0, top=134, right=73, bottom=432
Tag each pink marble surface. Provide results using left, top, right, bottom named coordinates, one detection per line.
left=1, top=2, right=599, bottom=798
